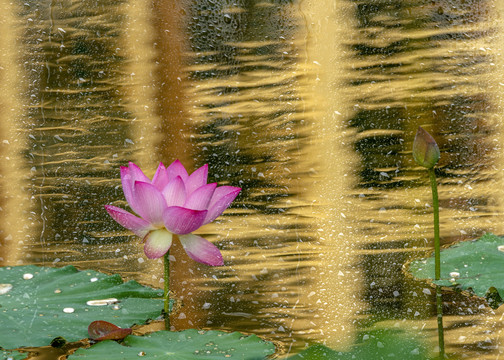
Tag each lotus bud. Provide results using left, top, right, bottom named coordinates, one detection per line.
left=413, top=126, right=440, bottom=169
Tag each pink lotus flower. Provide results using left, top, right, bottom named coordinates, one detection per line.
left=105, top=160, right=241, bottom=266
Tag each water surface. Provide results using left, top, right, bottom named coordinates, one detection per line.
left=1, top=0, right=504, bottom=358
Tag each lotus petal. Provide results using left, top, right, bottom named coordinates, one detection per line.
left=163, top=207, right=207, bottom=235
left=185, top=164, right=208, bottom=194
left=120, top=167, right=138, bottom=214
left=185, top=183, right=216, bottom=210
left=162, top=176, right=187, bottom=207
left=133, top=181, right=167, bottom=226
left=166, top=160, right=188, bottom=182
left=179, top=233, right=223, bottom=266
left=204, top=186, right=241, bottom=224
left=121, top=163, right=150, bottom=213
left=104, top=205, right=152, bottom=237
left=152, top=162, right=169, bottom=190
left=144, top=229, right=173, bottom=259
left=126, top=162, right=151, bottom=183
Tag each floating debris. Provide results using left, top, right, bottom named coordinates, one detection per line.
left=88, top=320, right=132, bottom=341
left=86, top=298, right=119, bottom=306
left=0, top=283, right=13, bottom=295
left=23, top=273, right=33, bottom=280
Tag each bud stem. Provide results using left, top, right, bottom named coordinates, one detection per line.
left=428, top=168, right=441, bottom=281
left=428, top=167, right=444, bottom=358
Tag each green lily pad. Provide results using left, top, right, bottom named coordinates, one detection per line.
left=408, top=233, right=504, bottom=308
left=69, top=329, right=276, bottom=359
left=0, top=349, right=26, bottom=360
left=0, top=265, right=163, bottom=349
left=286, top=329, right=429, bottom=359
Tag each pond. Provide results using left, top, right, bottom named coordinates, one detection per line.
left=1, top=0, right=504, bottom=358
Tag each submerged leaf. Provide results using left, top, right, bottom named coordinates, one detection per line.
left=88, top=320, right=132, bottom=341
left=0, top=265, right=163, bottom=349
left=69, top=329, right=276, bottom=359
left=408, top=233, right=504, bottom=308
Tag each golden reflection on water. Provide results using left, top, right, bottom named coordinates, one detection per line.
left=2, top=0, right=504, bottom=358
left=0, top=1, right=27, bottom=265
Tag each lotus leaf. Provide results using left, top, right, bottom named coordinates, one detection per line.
left=69, top=329, right=276, bottom=359
left=408, top=233, right=504, bottom=308
left=0, top=349, right=25, bottom=360
left=286, top=329, right=429, bottom=359
left=0, top=265, right=163, bottom=349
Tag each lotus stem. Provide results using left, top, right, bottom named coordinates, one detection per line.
left=163, top=250, right=170, bottom=330
left=436, top=284, right=445, bottom=358
left=428, top=167, right=444, bottom=358
left=428, top=168, right=441, bottom=281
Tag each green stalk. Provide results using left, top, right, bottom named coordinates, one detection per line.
left=163, top=250, right=170, bottom=330
left=428, top=168, right=444, bottom=358
left=428, top=168, right=440, bottom=281
left=436, top=285, right=445, bottom=358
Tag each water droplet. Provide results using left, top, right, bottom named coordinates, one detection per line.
left=112, top=304, right=121, bottom=310
left=410, top=348, right=420, bottom=355
left=54, top=289, right=62, bottom=294
left=23, top=273, right=33, bottom=280
left=86, top=298, right=119, bottom=306
left=0, top=284, right=13, bottom=295
left=498, top=245, right=504, bottom=252
left=90, top=277, right=98, bottom=282
left=449, top=272, right=460, bottom=278
left=63, top=307, right=74, bottom=313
